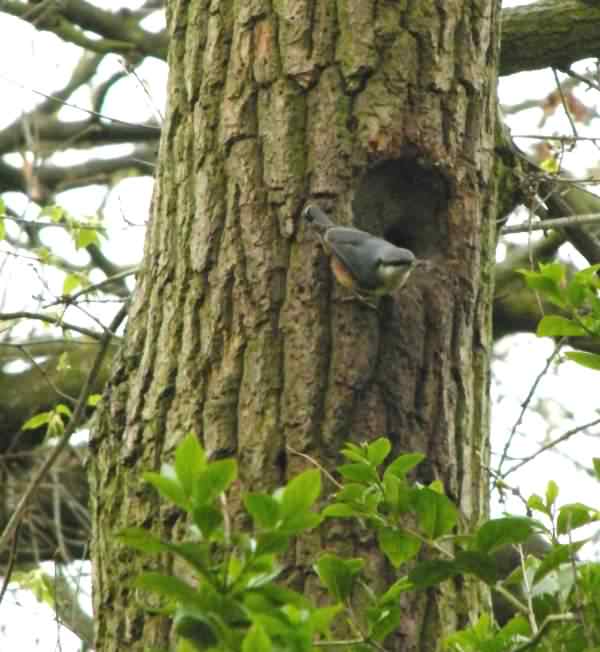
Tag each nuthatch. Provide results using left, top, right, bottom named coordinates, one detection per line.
left=302, top=204, right=416, bottom=305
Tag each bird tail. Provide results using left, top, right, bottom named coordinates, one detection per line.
left=302, top=204, right=336, bottom=232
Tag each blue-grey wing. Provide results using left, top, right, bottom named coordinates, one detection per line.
left=325, top=227, right=383, bottom=290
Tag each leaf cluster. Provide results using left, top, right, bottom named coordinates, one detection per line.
left=519, top=262, right=600, bottom=370
left=120, top=435, right=600, bottom=651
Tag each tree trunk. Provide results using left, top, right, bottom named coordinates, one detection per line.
left=90, top=1, right=501, bottom=650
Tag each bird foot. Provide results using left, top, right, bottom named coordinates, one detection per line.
left=340, top=294, right=378, bottom=310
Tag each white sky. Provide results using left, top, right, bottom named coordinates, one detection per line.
left=1, top=0, right=600, bottom=649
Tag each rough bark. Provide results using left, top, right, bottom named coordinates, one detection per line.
left=501, top=0, right=600, bottom=76
left=89, top=1, right=500, bottom=650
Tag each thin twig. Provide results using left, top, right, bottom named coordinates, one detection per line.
left=501, top=213, right=600, bottom=234
left=0, top=303, right=128, bottom=552
left=1, top=341, right=77, bottom=404
left=313, top=638, right=367, bottom=647
left=552, top=68, right=579, bottom=139
left=286, top=445, right=342, bottom=489
left=44, top=267, right=137, bottom=307
left=511, top=134, right=600, bottom=142
left=0, top=311, right=110, bottom=341
left=519, top=544, right=538, bottom=633
left=0, top=523, right=20, bottom=606
left=491, top=582, right=529, bottom=619
left=511, top=613, right=577, bottom=652
left=0, top=72, right=161, bottom=132
left=503, top=416, right=600, bottom=479
left=498, top=339, right=564, bottom=476
left=4, top=214, right=107, bottom=232
left=558, top=66, right=600, bottom=93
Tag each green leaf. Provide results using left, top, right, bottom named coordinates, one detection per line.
left=557, top=503, right=598, bottom=535
left=383, top=452, right=425, bottom=480
left=533, top=541, right=587, bottom=585
left=55, top=403, right=72, bottom=417
left=566, top=278, right=588, bottom=308
left=191, top=505, right=223, bottom=538
left=536, top=315, right=586, bottom=337
left=174, top=611, right=218, bottom=650
left=539, top=262, right=566, bottom=283
left=175, top=433, right=206, bottom=497
left=367, top=438, right=391, bottom=466
left=41, top=205, right=66, bottom=223
left=593, top=458, right=600, bottom=481
left=144, top=471, right=188, bottom=510
left=322, top=503, right=360, bottom=518
left=47, top=411, right=66, bottom=438
left=428, top=479, right=444, bottom=494
left=0, top=218, right=5, bottom=241
left=335, top=483, right=369, bottom=503
left=117, top=527, right=169, bottom=554
left=315, top=554, right=363, bottom=602
left=308, top=604, right=342, bottom=635
left=378, top=577, right=413, bottom=605
left=369, top=604, right=402, bottom=643
left=341, top=442, right=368, bottom=462
left=0, top=197, right=5, bottom=216
left=245, top=493, right=280, bottom=529
left=245, top=561, right=283, bottom=590
left=193, top=459, right=237, bottom=506
left=527, top=493, right=547, bottom=515
left=22, top=411, right=52, bottom=430
left=278, top=511, right=322, bottom=535
left=280, top=469, right=321, bottom=518
left=254, top=532, right=290, bottom=556
left=408, top=559, right=460, bottom=589
left=135, top=572, right=204, bottom=608
left=518, top=270, right=565, bottom=308
left=377, top=527, right=421, bottom=567
left=573, top=263, right=600, bottom=284
left=63, top=273, right=82, bottom=295
left=247, top=583, right=309, bottom=610
left=413, top=488, right=458, bottom=539
left=454, top=550, right=501, bottom=585
left=11, top=569, right=54, bottom=606
left=166, top=541, right=211, bottom=574
left=87, top=394, right=102, bottom=407
left=56, top=352, right=71, bottom=372
left=476, top=517, right=541, bottom=553
left=564, top=351, right=600, bottom=371
left=243, top=624, right=271, bottom=652
left=35, top=246, right=51, bottom=264
left=73, top=226, right=100, bottom=249
left=545, top=480, right=559, bottom=510
left=337, top=462, right=379, bottom=484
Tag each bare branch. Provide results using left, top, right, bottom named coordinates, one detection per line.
left=497, top=339, right=565, bottom=475
left=0, top=311, right=113, bottom=341
left=0, top=144, right=156, bottom=197
left=501, top=0, right=600, bottom=76
left=503, top=416, right=600, bottom=478
left=0, top=115, right=159, bottom=155
left=501, top=213, right=600, bottom=235
left=0, top=0, right=167, bottom=60
left=0, top=302, right=128, bottom=552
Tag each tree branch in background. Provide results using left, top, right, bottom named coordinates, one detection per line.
left=0, top=302, right=128, bottom=552
left=501, top=213, right=600, bottom=234
left=0, top=0, right=167, bottom=60
left=501, top=0, right=600, bottom=75
left=0, top=117, right=159, bottom=155
left=0, top=311, right=116, bottom=340
left=0, top=145, right=156, bottom=198
left=496, top=113, right=600, bottom=264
